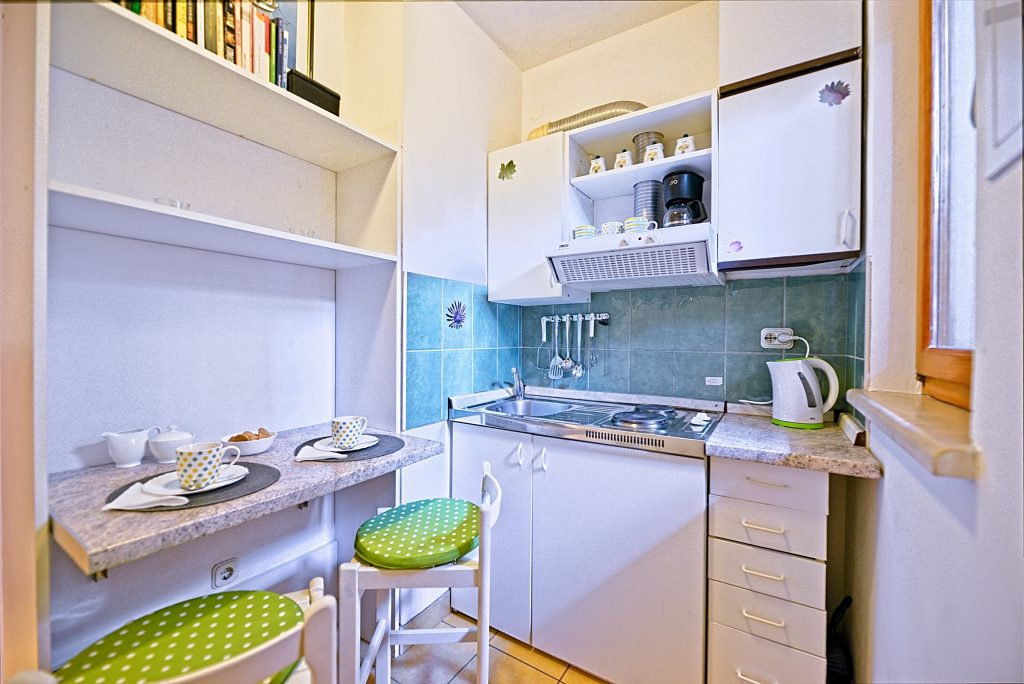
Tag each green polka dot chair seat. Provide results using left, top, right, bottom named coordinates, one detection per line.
left=355, top=498, right=481, bottom=569
left=55, top=591, right=303, bottom=683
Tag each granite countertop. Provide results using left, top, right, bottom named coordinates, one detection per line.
left=49, top=424, right=443, bottom=575
left=707, top=413, right=881, bottom=478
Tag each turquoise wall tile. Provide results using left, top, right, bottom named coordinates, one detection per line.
left=629, top=350, right=675, bottom=396
left=498, top=347, right=519, bottom=386
left=629, top=289, right=677, bottom=350
left=784, top=275, right=848, bottom=355
left=847, top=262, right=866, bottom=358
left=442, top=349, right=473, bottom=414
left=473, top=284, right=497, bottom=349
left=590, top=290, right=631, bottom=349
left=675, top=285, right=726, bottom=351
left=519, top=348, right=550, bottom=387
left=674, top=352, right=726, bottom=401
left=497, top=304, right=521, bottom=348
left=726, top=279, right=784, bottom=352
left=725, top=353, right=779, bottom=403
left=442, top=280, right=473, bottom=349
left=853, top=356, right=864, bottom=390
left=405, top=350, right=442, bottom=429
left=472, top=348, right=499, bottom=392
left=521, top=305, right=553, bottom=348
left=406, top=272, right=442, bottom=350
left=587, top=350, right=630, bottom=393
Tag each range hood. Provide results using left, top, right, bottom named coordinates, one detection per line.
left=546, top=224, right=721, bottom=291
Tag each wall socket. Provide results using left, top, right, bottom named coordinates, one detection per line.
left=211, top=557, right=239, bottom=589
left=760, top=327, right=794, bottom=349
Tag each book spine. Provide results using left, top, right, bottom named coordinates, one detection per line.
left=274, top=17, right=283, bottom=87
left=239, top=1, right=251, bottom=72
left=154, top=0, right=164, bottom=29
left=253, top=11, right=266, bottom=80
left=233, top=0, right=242, bottom=66
left=223, top=0, right=236, bottom=64
left=203, top=0, right=217, bottom=52
left=186, top=0, right=196, bottom=42
left=164, top=0, right=174, bottom=30
left=214, top=0, right=224, bottom=58
left=141, top=1, right=157, bottom=24
left=130, top=1, right=142, bottom=13
left=268, top=17, right=276, bottom=84
left=175, top=0, right=188, bottom=39
left=281, top=28, right=289, bottom=88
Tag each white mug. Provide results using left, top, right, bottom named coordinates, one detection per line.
left=175, top=442, right=241, bottom=491
left=332, top=416, right=367, bottom=449
left=600, top=221, right=624, bottom=236
left=623, top=217, right=658, bottom=232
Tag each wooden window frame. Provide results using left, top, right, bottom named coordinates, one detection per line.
left=917, top=0, right=973, bottom=410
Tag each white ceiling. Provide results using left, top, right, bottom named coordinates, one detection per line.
left=456, top=1, right=700, bottom=71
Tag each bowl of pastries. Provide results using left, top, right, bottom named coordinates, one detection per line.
left=221, top=427, right=276, bottom=456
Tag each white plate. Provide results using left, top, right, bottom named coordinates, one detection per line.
left=313, top=434, right=379, bottom=453
left=141, top=464, right=249, bottom=497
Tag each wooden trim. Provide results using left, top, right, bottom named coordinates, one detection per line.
left=916, top=0, right=973, bottom=411
left=718, top=250, right=861, bottom=272
left=719, top=47, right=863, bottom=98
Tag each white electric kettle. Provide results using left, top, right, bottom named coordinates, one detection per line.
left=767, top=357, right=839, bottom=429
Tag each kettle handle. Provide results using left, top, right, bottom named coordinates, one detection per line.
left=805, top=358, right=839, bottom=413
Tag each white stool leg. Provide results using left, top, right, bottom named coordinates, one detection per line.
left=477, top=566, right=490, bottom=684
left=375, top=587, right=392, bottom=682
left=339, top=563, right=362, bottom=684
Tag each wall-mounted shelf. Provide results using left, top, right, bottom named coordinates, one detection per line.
left=50, top=2, right=396, bottom=174
left=567, top=91, right=715, bottom=153
left=48, top=182, right=398, bottom=270
left=570, top=148, right=713, bottom=200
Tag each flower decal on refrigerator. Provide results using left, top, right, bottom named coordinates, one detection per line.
left=446, top=301, right=467, bottom=329
left=819, top=81, right=851, bottom=106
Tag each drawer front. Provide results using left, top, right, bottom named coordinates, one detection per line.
left=709, top=622, right=826, bottom=684
left=708, top=538, right=826, bottom=609
left=709, top=580, right=826, bottom=657
left=709, top=495, right=827, bottom=560
left=711, top=457, right=829, bottom=514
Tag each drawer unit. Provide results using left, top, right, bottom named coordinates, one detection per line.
left=708, top=537, right=826, bottom=609
left=709, top=494, right=828, bottom=560
left=709, top=580, right=827, bottom=657
left=710, top=457, right=829, bottom=514
left=708, top=622, right=826, bottom=684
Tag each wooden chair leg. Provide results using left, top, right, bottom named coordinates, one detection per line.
left=375, top=588, right=392, bottom=683
left=339, top=563, right=362, bottom=684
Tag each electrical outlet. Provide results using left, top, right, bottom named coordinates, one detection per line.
left=211, top=557, right=239, bottom=589
left=760, top=327, right=794, bottom=349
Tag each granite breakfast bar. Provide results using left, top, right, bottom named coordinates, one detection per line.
left=50, top=424, right=443, bottom=576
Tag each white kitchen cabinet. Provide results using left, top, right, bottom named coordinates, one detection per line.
left=450, top=422, right=533, bottom=642
left=487, top=134, right=590, bottom=304
left=719, top=0, right=862, bottom=86
left=718, top=60, right=862, bottom=269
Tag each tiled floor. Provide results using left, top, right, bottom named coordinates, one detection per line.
left=366, top=608, right=609, bottom=684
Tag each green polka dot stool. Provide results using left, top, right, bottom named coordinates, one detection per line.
left=339, top=463, right=503, bottom=684
left=46, top=578, right=337, bottom=684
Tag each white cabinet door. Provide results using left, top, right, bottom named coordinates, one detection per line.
left=487, top=134, right=589, bottom=305
left=530, top=437, right=707, bottom=684
left=719, top=0, right=861, bottom=86
left=718, top=60, right=862, bottom=268
left=450, top=423, right=533, bottom=642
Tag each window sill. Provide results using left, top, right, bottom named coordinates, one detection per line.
left=846, top=389, right=978, bottom=479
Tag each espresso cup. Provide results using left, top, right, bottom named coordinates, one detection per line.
left=600, top=221, right=624, bottom=236
left=175, top=442, right=241, bottom=491
left=623, top=217, right=658, bottom=232
left=332, top=416, right=367, bottom=449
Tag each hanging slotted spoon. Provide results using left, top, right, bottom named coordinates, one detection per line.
left=548, top=316, right=563, bottom=379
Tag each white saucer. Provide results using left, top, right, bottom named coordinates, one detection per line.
left=141, top=464, right=249, bottom=496
left=313, top=434, right=379, bottom=453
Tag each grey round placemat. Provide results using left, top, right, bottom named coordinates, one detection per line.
left=295, top=433, right=405, bottom=462
left=105, top=462, right=280, bottom=511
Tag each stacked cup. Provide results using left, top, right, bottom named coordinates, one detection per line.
left=572, top=224, right=597, bottom=240
left=623, top=217, right=657, bottom=234
left=633, top=180, right=663, bottom=226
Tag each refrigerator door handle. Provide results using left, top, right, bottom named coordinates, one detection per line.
left=840, top=210, right=857, bottom=249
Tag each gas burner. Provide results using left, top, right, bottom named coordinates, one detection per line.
left=610, top=410, right=674, bottom=429
left=634, top=404, right=678, bottom=416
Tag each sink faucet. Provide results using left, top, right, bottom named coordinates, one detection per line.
left=511, top=367, right=525, bottom=400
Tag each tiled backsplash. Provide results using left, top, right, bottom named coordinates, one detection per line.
left=405, top=273, right=521, bottom=429
left=520, top=274, right=863, bottom=408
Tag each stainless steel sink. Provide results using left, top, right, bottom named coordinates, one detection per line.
left=486, top=399, right=575, bottom=418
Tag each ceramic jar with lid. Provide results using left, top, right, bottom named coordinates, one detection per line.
left=148, top=426, right=196, bottom=464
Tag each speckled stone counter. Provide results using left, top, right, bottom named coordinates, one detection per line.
left=49, top=424, right=443, bottom=575
left=707, top=414, right=881, bottom=478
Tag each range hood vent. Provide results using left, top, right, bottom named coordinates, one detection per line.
left=547, top=224, right=720, bottom=291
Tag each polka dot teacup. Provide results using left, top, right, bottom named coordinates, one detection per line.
left=175, top=442, right=241, bottom=491
left=331, top=415, right=367, bottom=450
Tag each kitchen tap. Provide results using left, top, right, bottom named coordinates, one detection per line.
left=511, top=367, right=525, bottom=400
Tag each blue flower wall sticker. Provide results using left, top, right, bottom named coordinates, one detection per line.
left=819, top=80, right=851, bottom=106
left=446, top=301, right=467, bottom=329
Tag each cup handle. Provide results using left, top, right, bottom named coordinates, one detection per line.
left=357, top=417, right=367, bottom=433
left=221, top=445, right=241, bottom=468
left=647, top=220, right=658, bottom=230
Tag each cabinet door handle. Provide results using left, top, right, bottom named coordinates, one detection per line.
left=735, top=669, right=769, bottom=684
left=741, top=519, right=785, bottom=535
left=536, top=447, right=549, bottom=471
left=515, top=444, right=524, bottom=467
left=742, top=609, right=786, bottom=628
left=839, top=209, right=857, bottom=249
left=741, top=565, right=785, bottom=582
left=744, top=476, right=789, bottom=489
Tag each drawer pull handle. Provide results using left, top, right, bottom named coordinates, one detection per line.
left=741, top=565, right=785, bottom=581
left=745, top=476, right=789, bottom=489
left=735, top=669, right=770, bottom=684
left=741, top=519, right=785, bottom=535
left=742, top=609, right=786, bottom=628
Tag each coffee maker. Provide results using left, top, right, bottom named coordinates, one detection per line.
left=662, top=171, right=708, bottom=226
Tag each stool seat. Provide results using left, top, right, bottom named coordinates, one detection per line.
left=55, top=591, right=303, bottom=683
left=355, top=498, right=480, bottom=570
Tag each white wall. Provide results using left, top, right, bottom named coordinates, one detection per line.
left=521, top=2, right=718, bottom=142
left=401, top=2, right=522, bottom=285
left=844, top=2, right=1024, bottom=681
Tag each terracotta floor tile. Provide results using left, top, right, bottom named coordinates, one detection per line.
left=560, top=666, right=611, bottom=684
left=491, top=632, right=568, bottom=679
left=451, top=646, right=559, bottom=683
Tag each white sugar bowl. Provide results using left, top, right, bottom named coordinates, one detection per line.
left=148, top=425, right=196, bottom=464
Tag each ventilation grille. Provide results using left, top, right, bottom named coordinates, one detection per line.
left=556, top=244, right=701, bottom=283
left=585, top=429, right=666, bottom=449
